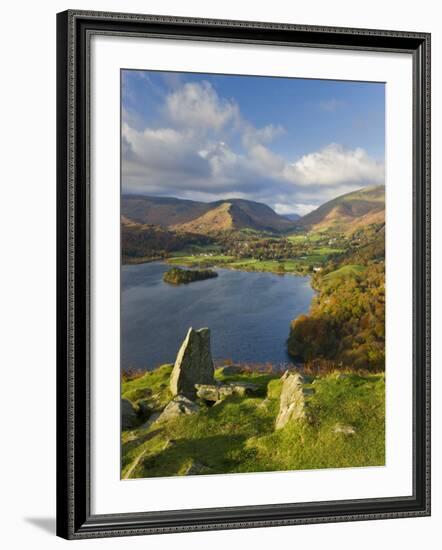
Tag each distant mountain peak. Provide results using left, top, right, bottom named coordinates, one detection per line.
left=295, top=185, right=385, bottom=233
left=172, top=201, right=259, bottom=234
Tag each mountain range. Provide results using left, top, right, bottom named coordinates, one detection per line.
left=122, top=195, right=295, bottom=232
left=122, top=185, right=385, bottom=235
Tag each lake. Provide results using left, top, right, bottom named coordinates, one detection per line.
left=121, top=262, right=314, bottom=371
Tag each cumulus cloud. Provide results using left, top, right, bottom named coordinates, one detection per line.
left=283, top=143, right=384, bottom=186
left=164, top=81, right=240, bottom=132
left=241, top=123, right=285, bottom=149
left=122, top=122, right=211, bottom=186
left=122, top=80, right=384, bottom=214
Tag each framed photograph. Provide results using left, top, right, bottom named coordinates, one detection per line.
left=56, top=10, right=431, bottom=539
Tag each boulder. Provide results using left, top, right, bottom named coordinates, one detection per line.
left=137, top=398, right=153, bottom=419
left=275, top=371, right=309, bottom=430
left=222, top=382, right=261, bottom=398
left=182, top=460, right=212, bottom=476
left=195, top=382, right=261, bottom=402
left=333, top=423, right=356, bottom=435
left=170, top=328, right=215, bottom=399
left=140, top=411, right=161, bottom=431
left=156, top=395, right=200, bottom=423
left=121, top=398, right=138, bottom=430
left=195, top=384, right=220, bottom=402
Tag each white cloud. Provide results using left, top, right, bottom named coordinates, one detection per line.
left=241, top=123, right=285, bottom=149
left=274, top=202, right=317, bottom=216
left=165, top=81, right=240, bottom=132
left=122, top=122, right=211, bottom=186
left=284, top=143, right=384, bottom=186
left=248, top=144, right=285, bottom=173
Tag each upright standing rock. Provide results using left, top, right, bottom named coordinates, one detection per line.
left=170, top=327, right=215, bottom=399
left=275, top=371, right=307, bottom=430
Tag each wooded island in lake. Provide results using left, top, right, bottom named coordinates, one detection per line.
left=163, top=267, right=218, bottom=285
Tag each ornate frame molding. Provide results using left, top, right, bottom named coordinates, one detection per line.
left=56, top=10, right=431, bottom=539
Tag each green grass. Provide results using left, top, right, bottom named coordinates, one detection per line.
left=122, top=366, right=385, bottom=478
left=228, top=258, right=313, bottom=273
left=169, top=244, right=223, bottom=257
left=287, top=232, right=325, bottom=243
left=167, top=254, right=235, bottom=267
left=298, top=254, right=328, bottom=264
left=166, top=256, right=304, bottom=274
left=248, top=373, right=384, bottom=471
left=215, top=369, right=279, bottom=395
left=168, top=250, right=196, bottom=258
left=287, top=234, right=307, bottom=243
left=165, top=255, right=333, bottom=275
left=165, top=242, right=346, bottom=274
left=312, top=247, right=345, bottom=255
left=229, top=259, right=287, bottom=271
left=122, top=364, right=173, bottom=410
left=323, top=264, right=367, bottom=281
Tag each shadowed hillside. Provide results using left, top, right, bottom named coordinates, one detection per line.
left=122, top=195, right=295, bottom=233
left=122, top=222, right=214, bottom=263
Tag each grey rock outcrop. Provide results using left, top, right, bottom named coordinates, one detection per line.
left=333, top=423, right=356, bottom=435
left=137, top=399, right=153, bottom=419
left=156, top=395, right=200, bottom=423
left=196, top=382, right=260, bottom=402
left=183, top=460, right=212, bottom=476
left=170, top=328, right=215, bottom=399
left=121, top=398, right=138, bottom=430
left=275, top=371, right=309, bottom=430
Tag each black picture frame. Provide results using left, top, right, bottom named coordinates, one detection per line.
left=56, top=9, right=431, bottom=540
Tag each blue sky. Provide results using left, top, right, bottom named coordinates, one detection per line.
left=122, top=69, right=385, bottom=215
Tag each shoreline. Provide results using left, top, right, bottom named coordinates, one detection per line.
left=122, top=255, right=164, bottom=265
left=123, top=256, right=316, bottom=279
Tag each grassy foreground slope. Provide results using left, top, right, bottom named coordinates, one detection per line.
left=121, top=365, right=385, bottom=478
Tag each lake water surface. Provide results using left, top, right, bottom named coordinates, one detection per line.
left=121, top=262, right=314, bottom=371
